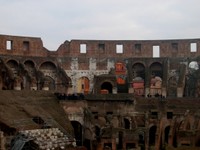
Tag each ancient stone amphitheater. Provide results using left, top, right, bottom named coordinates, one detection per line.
left=0, top=34, right=200, bottom=150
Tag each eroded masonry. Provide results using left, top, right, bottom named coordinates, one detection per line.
left=0, top=34, right=200, bottom=150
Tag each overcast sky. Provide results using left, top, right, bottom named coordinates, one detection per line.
left=0, top=0, right=200, bottom=50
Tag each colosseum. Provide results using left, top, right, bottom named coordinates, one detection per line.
left=0, top=34, right=200, bottom=150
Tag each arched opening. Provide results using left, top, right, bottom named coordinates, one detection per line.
left=164, top=126, right=170, bottom=144
left=39, top=61, right=57, bottom=78
left=24, top=60, right=35, bottom=69
left=101, top=82, right=113, bottom=93
left=124, top=118, right=130, bottom=129
left=77, top=77, right=90, bottom=94
left=6, top=60, right=18, bottom=76
left=149, top=126, right=157, bottom=146
left=132, top=63, right=145, bottom=80
left=150, top=62, right=163, bottom=97
left=39, top=61, right=57, bottom=90
left=150, top=62, right=163, bottom=78
left=71, top=121, right=83, bottom=146
left=132, top=63, right=145, bottom=96
left=138, top=132, right=145, bottom=150
left=24, top=60, right=35, bottom=74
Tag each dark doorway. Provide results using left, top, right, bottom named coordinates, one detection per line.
left=124, top=118, right=130, bottom=129
left=117, top=131, right=123, bottom=149
left=165, top=126, right=170, bottom=144
left=101, top=82, right=113, bottom=93
left=149, top=126, right=157, bottom=146
left=71, top=121, right=82, bottom=146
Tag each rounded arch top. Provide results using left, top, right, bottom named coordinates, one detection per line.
left=150, top=62, right=163, bottom=78
left=24, top=60, right=35, bottom=68
left=101, top=81, right=114, bottom=93
left=39, top=61, right=57, bottom=70
left=6, top=59, right=19, bottom=67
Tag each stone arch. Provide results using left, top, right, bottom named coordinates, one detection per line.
left=150, top=62, right=163, bottom=78
left=77, top=76, right=90, bottom=94
left=39, top=61, right=57, bottom=79
left=24, top=60, right=35, bottom=73
left=132, top=62, right=145, bottom=80
left=149, top=62, right=163, bottom=97
left=71, top=120, right=83, bottom=146
left=39, top=61, right=57, bottom=90
left=101, top=81, right=113, bottom=93
left=93, top=74, right=117, bottom=94
left=6, top=59, right=19, bottom=77
left=131, top=63, right=145, bottom=96
left=64, top=106, right=84, bottom=125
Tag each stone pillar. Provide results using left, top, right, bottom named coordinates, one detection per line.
left=0, top=131, right=5, bottom=150
left=67, top=86, right=73, bottom=95
left=177, top=87, right=183, bottom=97
left=161, top=87, right=167, bottom=97
left=145, top=87, right=150, bottom=97
left=129, top=87, right=134, bottom=94
left=113, top=87, right=117, bottom=94
left=30, top=77, right=37, bottom=90
left=14, top=76, right=22, bottom=90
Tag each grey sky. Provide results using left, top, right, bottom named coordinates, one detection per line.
left=0, top=0, right=200, bottom=50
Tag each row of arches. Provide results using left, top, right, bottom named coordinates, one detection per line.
left=0, top=59, right=71, bottom=92
left=131, top=62, right=163, bottom=97
left=1, top=59, right=118, bottom=94
left=69, top=121, right=186, bottom=149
